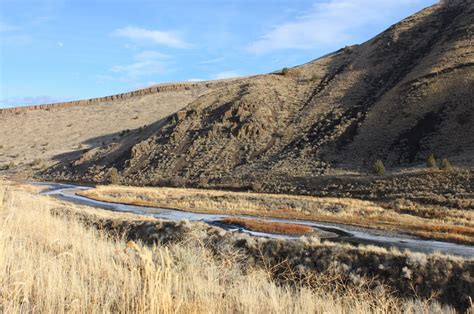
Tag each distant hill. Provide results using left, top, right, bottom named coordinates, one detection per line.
left=5, top=0, right=474, bottom=190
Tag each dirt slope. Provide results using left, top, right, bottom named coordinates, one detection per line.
left=38, top=0, right=473, bottom=188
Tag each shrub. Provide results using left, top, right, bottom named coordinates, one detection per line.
left=440, top=159, right=452, bottom=171
left=281, top=67, right=289, bottom=76
left=31, top=159, right=44, bottom=169
left=168, top=177, right=186, bottom=188
left=109, top=167, right=120, bottom=185
left=426, top=154, right=437, bottom=168
left=372, top=160, right=385, bottom=176
left=251, top=182, right=263, bottom=192
left=119, top=129, right=130, bottom=137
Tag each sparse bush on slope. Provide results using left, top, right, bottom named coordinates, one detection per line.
left=373, top=160, right=385, bottom=176
left=440, top=158, right=452, bottom=171
left=109, top=167, right=120, bottom=185
left=427, top=154, right=437, bottom=168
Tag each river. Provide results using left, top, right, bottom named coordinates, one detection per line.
left=37, top=182, right=474, bottom=258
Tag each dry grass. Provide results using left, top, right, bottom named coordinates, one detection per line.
left=0, top=181, right=460, bottom=313
left=79, top=185, right=474, bottom=244
left=219, top=217, right=315, bottom=236
left=0, top=85, right=206, bottom=169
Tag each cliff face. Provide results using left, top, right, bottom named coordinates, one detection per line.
left=41, top=0, right=473, bottom=187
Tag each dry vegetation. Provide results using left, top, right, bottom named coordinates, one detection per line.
left=218, top=217, right=315, bottom=236
left=0, top=83, right=216, bottom=169
left=79, top=185, right=474, bottom=244
left=2, top=181, right=467, bottom=313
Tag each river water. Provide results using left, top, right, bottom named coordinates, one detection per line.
left=37, top=182, right=474, bottom=258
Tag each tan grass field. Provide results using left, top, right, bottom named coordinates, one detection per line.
left=79, top=185, right=474, bottom=245
left=0, top=180, right=463, bottom=313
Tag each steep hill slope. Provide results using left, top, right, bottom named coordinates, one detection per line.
left=41, top=0, right=473, bottom=189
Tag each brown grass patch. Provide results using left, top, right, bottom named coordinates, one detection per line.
left=219, top=217, right=315, bottom=235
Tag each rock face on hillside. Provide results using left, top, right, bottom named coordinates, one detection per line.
left=43, top=0, right=473, bottom=188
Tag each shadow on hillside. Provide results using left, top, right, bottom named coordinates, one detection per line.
left=48, top=114, right=173, bottom=169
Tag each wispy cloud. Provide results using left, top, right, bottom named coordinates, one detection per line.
left=110, top=61, right=165, bottom=78
left=0, top=21, right=33, bottom=46
left=247, top=0, right=422, bottom=54
left=187, top=78, right=206, bottom=82
left=212, top=71, right=241, bottom=80
left=132, top=81, right=159, bottom=91
left=0, top=21, right=19, bottom=33
left=133, top=50, right=170, bottom=61
left=1, top=95, right=69, bottom=108
left=99, top=50, right=171, bottom=82
left=198, top=57, right=225, bottom=65
left=1, top=35, right=32, bottom=46
left=112, top=26, right=190, bottom=48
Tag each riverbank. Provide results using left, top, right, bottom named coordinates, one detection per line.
left=1, top=181, right=473, bottom=311
left=78, top=184, right=474, bottom=245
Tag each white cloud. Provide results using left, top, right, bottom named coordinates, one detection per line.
left=187, top=78, right=206, bottom=82
left=247, top=0, right=424, bottom=54
left=58, top=41, right=64, bottom=47
left=212, top=71, right=241, bottom=80
left=112, top=26, right=190, bottom=48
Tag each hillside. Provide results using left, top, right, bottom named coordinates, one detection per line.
left=36, top=0, right=474, bottom=190
left=0, top=80, right=237, bottom=170
left=0, top=0, right=471, bottom=192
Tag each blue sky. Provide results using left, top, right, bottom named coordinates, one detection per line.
left=0, top=0, right=437, bottom=108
